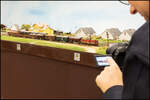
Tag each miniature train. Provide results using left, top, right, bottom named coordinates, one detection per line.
left=7, top=31, right=99, bottom=46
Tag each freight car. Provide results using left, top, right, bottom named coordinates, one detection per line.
left=55, top=36, right=69, bottom=42
left=8, top=31, right=47, bottom=40
left=44, top=35, right=56, bottom=41
left=81, top=39, right=99, bottom=46
left=8, top=31, right=23, bottom=37
left=7, top=31, right=99, bottom=46
left=68, top=37, right=82, bottom=44
left=21, top=31, right=47, bottom=40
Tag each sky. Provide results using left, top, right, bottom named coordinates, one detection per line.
left=1, top=1, right=146, bottom=34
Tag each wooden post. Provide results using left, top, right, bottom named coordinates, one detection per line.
left=106, top=32, right=109, bottom=47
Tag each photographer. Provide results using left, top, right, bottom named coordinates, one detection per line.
left=95, top=1, right=149, bottom=99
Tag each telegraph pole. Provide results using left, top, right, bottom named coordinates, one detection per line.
left=106, top=32, right=109, bottom=47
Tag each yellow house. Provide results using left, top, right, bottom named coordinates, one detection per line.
left=31, top=24, right=54, bottom=36
left=42, top=27, right=54, bottom=36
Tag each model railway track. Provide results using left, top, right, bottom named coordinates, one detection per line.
left=7, top=31, right=99, bottom=46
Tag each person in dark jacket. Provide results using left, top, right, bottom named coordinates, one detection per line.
left=95, top=1, right=149, bottom=99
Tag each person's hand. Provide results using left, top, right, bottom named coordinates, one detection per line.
left=95, top=57, right=123, bottom=93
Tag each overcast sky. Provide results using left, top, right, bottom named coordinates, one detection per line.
left=1, top=1, right=146, bottom=34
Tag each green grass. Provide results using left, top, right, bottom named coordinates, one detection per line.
left=1, top=35, right=86, bottom=52
left=1, top=35, right=110, bottom=54
left=98, top=39, right=122, bottom=43
left=96, top=46, right=108, bottom=55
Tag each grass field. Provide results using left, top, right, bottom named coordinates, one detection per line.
left=1, top=35, right=86, bottom=52
left=98, top=39, right=122, bottom=43
left=1, top=35, right=109, bottom=54
left=96, top=46, right=107, bottom=54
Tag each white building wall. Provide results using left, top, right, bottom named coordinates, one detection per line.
left=11, top=25, right=20, bottom=31
left=75, top=30, right=86, bottom=38
left=119, top=33, right=131, bottom=41
left=100, top=32, right=114, bottom=40
left=119, top=34, right=125, bottom=40
left=126, top=34, right=131, bottom=41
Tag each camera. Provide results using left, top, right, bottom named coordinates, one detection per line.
left=106, top=43, right=129, bottom=70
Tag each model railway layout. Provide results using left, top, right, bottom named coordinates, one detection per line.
left=7, top=31, right=99, bottom=46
